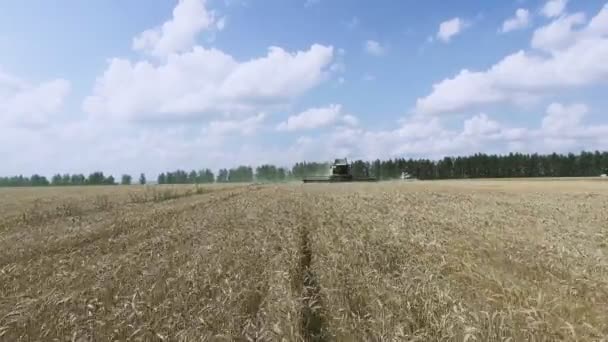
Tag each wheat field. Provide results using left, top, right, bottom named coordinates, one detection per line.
left=1, top=180, right=607, bottom=341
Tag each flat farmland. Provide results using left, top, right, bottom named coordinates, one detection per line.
left=1, top=180, right=607, bottom=341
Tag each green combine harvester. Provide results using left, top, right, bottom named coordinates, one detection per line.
left=302, top=158, right=378, bottom=183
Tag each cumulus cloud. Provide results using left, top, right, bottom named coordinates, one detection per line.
left=535, top=102, right=608, bottom=149
left=84, top=45, right=333, bottom=121
left=206, top=112, right=266, bottom=136
left=541, top=102, right=587, bottom=134
left=501, top=8, right=531, bottom=33
left=4, top=100, right=607, bottom=178
left=437, top=18, right=467, bottom=42
left=276, top=104, right=358, bottom=131
left=531, top=12, right=586, bottom=51
left=0, top=69, right=70, bottom=126
left=415, top=4, right=608, bottom=115
left=0, top=120, right=239, bottom=177
left=463, top=113, right=501, bottom=136
left=84, top=0, right=335, bottom=122
left=0, top=0, right=342, bottom=177
left=289, top=102, right=608, bottom=163
left=364, top=40, right=386, bottom=56
left=288, top=117, right=473, bottom=161
left=133, top=0, right=221, bottom=57
left=541, top=0, right=568, bottom=18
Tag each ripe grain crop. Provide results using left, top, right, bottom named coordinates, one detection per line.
left=0, top=180, right=607, bottom=341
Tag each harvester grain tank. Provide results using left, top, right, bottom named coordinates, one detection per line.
left=302, top=158, right=377, bottom=183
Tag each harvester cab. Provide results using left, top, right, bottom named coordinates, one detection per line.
left=328, top=158, right=353, bottom=181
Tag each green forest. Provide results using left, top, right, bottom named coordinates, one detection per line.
left=2, top=151, right=608, bottom=187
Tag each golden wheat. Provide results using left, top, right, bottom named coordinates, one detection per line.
left=0, top=180, right=607, bottom=341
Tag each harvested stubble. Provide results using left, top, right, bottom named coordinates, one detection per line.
left=0, top=180, right=607, bottom=341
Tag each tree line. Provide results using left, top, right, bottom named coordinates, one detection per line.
left=157, top=169, right=215, bottom=184
left=2, top=151, right=608, bottom=187
left=0, top=172, right=147, bottom=187
left=345, top=151, right=608, bottom=180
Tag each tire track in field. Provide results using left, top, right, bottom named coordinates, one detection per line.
left=296, top=194, right=328, bottom=342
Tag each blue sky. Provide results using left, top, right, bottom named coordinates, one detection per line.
left=1, top=0, right=608, bottom=177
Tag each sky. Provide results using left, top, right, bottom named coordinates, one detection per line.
left=1, top=0, right=608, bottom=178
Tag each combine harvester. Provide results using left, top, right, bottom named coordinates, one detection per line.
left=302, top=158, right=378, bottom=183
left=400, top=171, right=416, bottom=181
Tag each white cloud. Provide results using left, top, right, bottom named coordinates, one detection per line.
left=463, top=113, right=501, bottom=136
left=4, top=100, right=608, bottom=178
left=415, top=4, right=608, bottom=116
left=84, top=44, right=333, bottom=121
left=341, top=114, right=358, bottom=126
left=132, top=0, right=221, bottom=58
left=531, top=12, right=586, bottom=51
left=437, top=17, right=467, bottom=43
left=276, top=104, right=358, bottom=131
left=588, top=4, right=608, bottom=35
left=288, top=117, right=470, bottom=161
left=364, top=40, right=386, bottom=56
left=541, top=102, right=587, bottom=133
left=1, top=111, right=276, bottom=177
left=535, top=102, right=608, bottom=149
left=84, top=0, right=334, bottom=122
left=0, top=69, right=70, bottom=127
left=541, top=0, right=568, bottom=18
left=206, top=112, right=266, bottom=136
left=84, top=0, right=335, bottom=123
left=501, top=8, right=531, bottom=33
left=287, top=102, right=608, bottom=163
